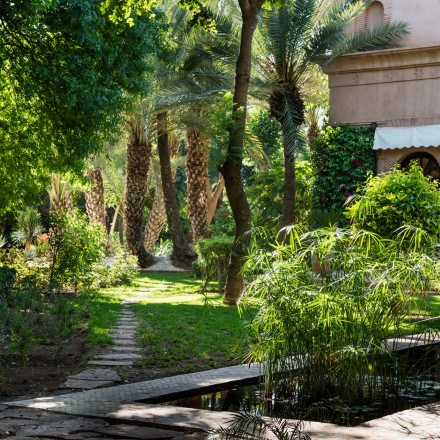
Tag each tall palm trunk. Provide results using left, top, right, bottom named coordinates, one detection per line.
left=220, top=0, right=265, bottom=305
left=186, top=129, right=210, bottom=241
left=85, top=168, right=106, bottom=227
left=269, top=86, right=305, bottom=232
left=124, top=118, right=155, bottom=268
left=143, top=140, right=180, bottom=251
left=157, top=112, right=196, bottom=268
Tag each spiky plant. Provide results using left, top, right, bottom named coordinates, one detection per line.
left=0, top=232, right=7, bottom=248
left=48, top=174, right=73, bottom=212
left=13, top=207, right=43, bottom=250
left=207, top=413, right=309, bottom=440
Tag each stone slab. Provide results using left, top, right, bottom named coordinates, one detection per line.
left=110, top=331, right=137, bottom=336
left=88, top=360, right=133, bottom=366
left=64, top=379, right=115, bottom=390
left=96, top=354, right=142, bottom=360
left=97, top=424, right=176, bottom=439
left=115, top=325, right=138, bottom=330
left=68, top=369, right=122, bottom=382
left=111, top=339, right=139, bottom=346
left=111, top=334, right=135, bottom=340
left=120, top=311, right=135, bottom=315
left=16, top=418, right=108, bottom=437
left=0, top=418, right=40, bottom=434
left=107, top=346, right=142, bottom=352
left=0, top=409, right=74, bottom=422
left=0, top=405, right=7, bottom=411
left=118, top=318, right=138, bottom=322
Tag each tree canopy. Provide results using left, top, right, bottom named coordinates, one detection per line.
left=0, top=0, right=167, bottom=218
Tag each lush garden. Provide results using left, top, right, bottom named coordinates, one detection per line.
left=1, top=0, right=440, bottom=431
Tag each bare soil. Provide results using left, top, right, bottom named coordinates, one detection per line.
left=0, top=329, right=89, bottom=402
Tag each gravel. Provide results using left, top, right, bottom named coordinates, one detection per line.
left=141, top=255, right=190, bottom=272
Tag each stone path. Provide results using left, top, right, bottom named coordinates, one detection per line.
left=64, top=304, right=143, bottom=390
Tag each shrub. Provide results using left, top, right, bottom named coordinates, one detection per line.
left=311, top=125, right=374, bottom=218
left=345, top=163, right=440, bottom=239
left=50, top=209, right=105, bottom=288
left=196, top=236, right=234, bottom=294
left=13, top=207, right=43, bottom=250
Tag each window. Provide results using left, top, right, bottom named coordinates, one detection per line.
left=400, top=152, right=440, bottom=180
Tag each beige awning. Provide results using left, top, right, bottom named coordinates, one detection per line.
left=373, top=125, right=440, bottom=150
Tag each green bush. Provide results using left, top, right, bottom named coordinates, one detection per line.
left=50, top=209, right=105, bottom=288
left=196, top=236, right=234, bottom=294
left=346, top=163, right=440, bottom=239
left=311, top=125, right=374, bottom=218
left=0, top=266, right=16, bottom=296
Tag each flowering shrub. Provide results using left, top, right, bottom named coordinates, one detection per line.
left=311, top=125, right=374, bottom=220
left=208, top=207, right=235, bottom=237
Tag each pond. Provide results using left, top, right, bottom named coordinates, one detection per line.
left=146, top=346, right=440, bottom=426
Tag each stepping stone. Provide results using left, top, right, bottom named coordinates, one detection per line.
left=67, top=369, right=122, bottom=382
left=16, top=418, right=108, bottom=437
left=114, top=326, right=138, bottom=330
left=96, top=353, right=142, bottom=360
left=111, top=333, right=134, bottom=340
left=0, top=405, right=7, bottom=412
left=110, top=329, right=137, bottom=334
left=88, top=360, right=133, bottom=366
left=63, top=379, right=115, bottom=390
left=107, top=346, right=142, bottom=352
left=63, top=432, right=105, bottom=439
left=118, top=318, right=138, bottom=322
left=120, top=311, right=135, bottom=315
left=112, top=339, right=139, bottom=345
left=97, top=424, right=176, bottom=439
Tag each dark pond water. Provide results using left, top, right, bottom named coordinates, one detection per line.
left=147, top=348, right=440, bottom=426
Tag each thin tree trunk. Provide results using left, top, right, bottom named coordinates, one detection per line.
left=157, top=112, right=196, bottom=268
left=124, top=119, right=155, bottom=268
left=279, top=133, right=296, bottom=231
left=206, top=174, right=224, bottom=226
left=109, top=205, right=120, bottom=236
left=220, top=0, right=264, bottom=305
left=186, top=129, right=210, bottom=241
left=85, top=168, right=106, bottom=228
left=143, top=140, right=180, bottom=251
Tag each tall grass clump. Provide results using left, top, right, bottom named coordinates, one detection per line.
left=240, top=226, right=439, bottom=417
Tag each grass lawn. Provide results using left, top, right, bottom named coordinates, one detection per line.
left=84, top=272, right=255, bottom=373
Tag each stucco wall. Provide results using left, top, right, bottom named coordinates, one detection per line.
left=327, top=1, right=440, bottom=128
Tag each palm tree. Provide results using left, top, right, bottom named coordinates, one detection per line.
left=85, top=168, right=106, bottom=227
left=124, top=110, right=155, bottom=268
left=256, top=0, right=408, bottom=231
left=143, top=137, right=180, bottom=251
left=152, top=5, right=238, bottom=243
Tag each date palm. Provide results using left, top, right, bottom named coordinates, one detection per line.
left=124, top=110, right=155, bottom=268
left=256, top=0, right=408, bottom=231
left=85, top=168, right=106, bottom=227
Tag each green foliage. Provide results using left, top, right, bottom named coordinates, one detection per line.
left=248, top=160, right=313, bottom=233
left=0, top=266, right=16, bottom=296
left=311, top=125, right=375, bottom=217
left=346, top=163, right=440, bottom=239
left=208, top=207, right=235, bottom=237
left=12, top=207, right=43, bottom=249
left=50, top=209, right=105, bottom=288
left=0, top=0, right=168, bottom=218
left=92, top=250, right=139, bottom=288
left=241, top=226, right=439, bottom=422
left=196, top=236, right=234, bottom=294
left=248, top=109, right=283, bottom=161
